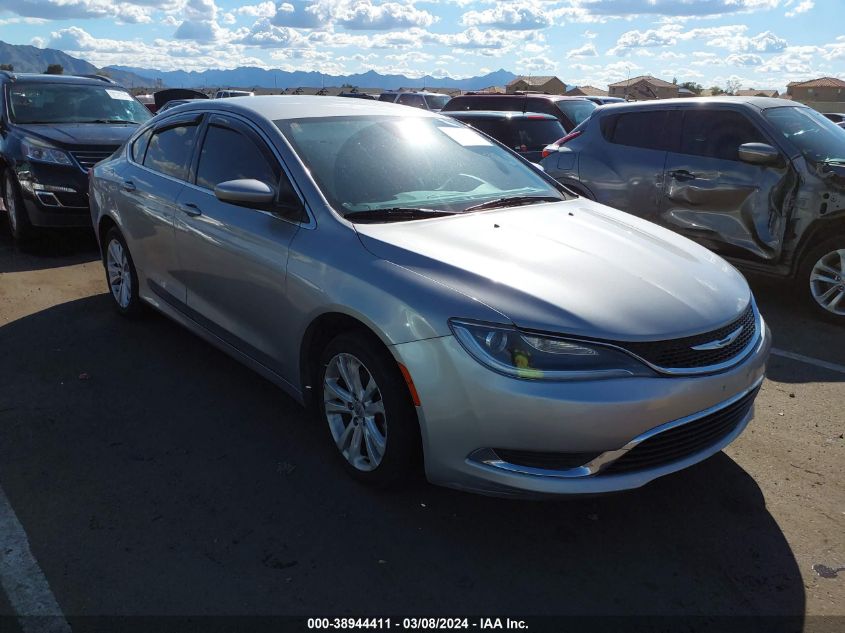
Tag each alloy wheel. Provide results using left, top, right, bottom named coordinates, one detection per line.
left=810, top=248, right=845, bottom=316
left=106, top=238, right=132, bottom=309
left=323, top=352, right=387, bottom=472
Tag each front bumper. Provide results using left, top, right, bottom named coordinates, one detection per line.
left=391, top=320, right=771, bottom=497
left=14, top=162, right=92, bottom=228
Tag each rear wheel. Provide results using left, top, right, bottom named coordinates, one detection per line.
left=798, top=235, right=845, bottom=323
left=3, top=171, right=35, bottom=242
left=103, top=227, right=143, bottom=317
left=317, top=332, right=420, bottom=486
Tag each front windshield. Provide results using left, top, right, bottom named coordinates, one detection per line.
left=9, top=82, right=152, bottom=125
left=557, top=100, right=597, bottom=126
left=763, top=106, right=845, bottom=164
left=276, top=115, right=566, bottom=216
left=424, top=94, right=450, bottom=110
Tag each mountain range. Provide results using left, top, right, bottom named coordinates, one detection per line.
left=0, top=41, right=153, bottom=87
left=0, top=39, right=518, bottom=91
left=106, top=65, right=518, bottom=91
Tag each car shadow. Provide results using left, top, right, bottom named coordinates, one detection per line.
left=0, top=217, right=99, bottom=273
left=0, top=295, right=805, bottom=625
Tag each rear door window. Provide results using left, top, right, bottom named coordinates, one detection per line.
left=143, top=123, right=199, bottom=180
left=601, top=110, right=679, bottom=151
left=554, top=100, right=597, bottom=127
left=679, top=110, right=766, bottom=161
left=195, top=124, right=277, bottom=190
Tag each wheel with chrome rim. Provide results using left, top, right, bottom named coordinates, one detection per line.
left=103, top=227, right=142, bottom=316
left=3, top=171, right=34, bottom=242
left=799, top=235, right=845, bottom=323
left=318, top=332, right=420, bottom=485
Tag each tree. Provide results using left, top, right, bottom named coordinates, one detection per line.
left=679, top=81, right=703, bottom=95
left=45, top=64, right=63, bottom=75
left=0, top=64, right=13, bottom=71
left=709, top=85, right=725, bottom=96
left=724, top=79, right=742, bottom=95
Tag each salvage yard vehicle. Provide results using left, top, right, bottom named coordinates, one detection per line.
left=444, top=111, right=566, bottom=163
left=89, top=96, right=770, bottom=497
left=443, top=93, right=597, bottom=133
left=1, top=71, right=152, bottom=242
left=214, top=89, right=254, bottom=99
left=541, top=97, right=845, bottom=322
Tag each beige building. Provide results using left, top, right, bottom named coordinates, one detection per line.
left=566, top=85, right=608, bottom=97
left=786, top=77, right=845, bottom=102
left=736, top=88, right=780, bottom=98
left=506, top=75, right=567, bottom=95
left=608, top=76, right=678, bottom=100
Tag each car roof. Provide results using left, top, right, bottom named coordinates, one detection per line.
left=596, top=96, right=801, bottom=112
left=444, top=110, right=559, bottom=120
left=0, top=73, right=124, bottom=87
left=453, top=93, right=588, bottom=102
left=171, top=95, right=443, bottom=120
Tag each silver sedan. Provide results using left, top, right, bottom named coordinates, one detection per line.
left=89, top=96, right=770, bottom=497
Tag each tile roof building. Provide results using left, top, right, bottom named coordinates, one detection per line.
left=787, top=77, right=845, bottom=102
left=506, top=75, right=567, bottom=95
left=608, top=75, right=679, bottom=100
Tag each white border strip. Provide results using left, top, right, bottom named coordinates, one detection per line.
left=0, top=485, right=71, bottom=633
left=771, top=347, right=845, bottom=376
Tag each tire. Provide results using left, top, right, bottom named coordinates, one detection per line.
left=317, top=331, right=421, bottom=487
left=103, top=227, right=143, bottom=317
left=3, top=170, right=36, bottom=243
left=797, top=234, right=845, bottom=324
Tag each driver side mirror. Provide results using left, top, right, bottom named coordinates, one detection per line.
left=214, top=179, right=275, bottom=208
left=738, top=143, right=781, bottom=166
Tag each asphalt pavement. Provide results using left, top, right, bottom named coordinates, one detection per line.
left=0, top=224, right=842, bottom=631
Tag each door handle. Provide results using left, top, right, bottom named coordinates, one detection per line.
left=122, top=180, right=136, bottom=192
left=669, top=169, right=696, bottom=181
left=178, top=202, right=202, bottom=217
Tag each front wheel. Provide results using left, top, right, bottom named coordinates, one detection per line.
left=3, top=171, right=35, bottom=242
left=318, top=332, right=420, bottom=486
left=103, top=227, right=143, bottom=317
left=798, top=235, right=845, bottom=323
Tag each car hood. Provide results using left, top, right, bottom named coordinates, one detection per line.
left=355, top=199, right=751, bottom=341
left=15, top=123, right=138, bottom=148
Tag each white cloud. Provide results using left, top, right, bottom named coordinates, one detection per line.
left=462, top=3, right=553, bottom=30
left=567, top=43, right=597, bottom=59
left=785, top=0, right=814, bottom=17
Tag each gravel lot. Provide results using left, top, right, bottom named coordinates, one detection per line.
left=0, top=223, right=842, bottom=629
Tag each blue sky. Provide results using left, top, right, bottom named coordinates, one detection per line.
left=0, top=0, right=840, bottom=89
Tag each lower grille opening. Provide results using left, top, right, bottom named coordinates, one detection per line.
left=494, top=449, right=601, bottom=471
left=602, top=387, right=759, bottom=475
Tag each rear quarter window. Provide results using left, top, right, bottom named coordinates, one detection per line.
left=601, top=110, right=679, bottom=151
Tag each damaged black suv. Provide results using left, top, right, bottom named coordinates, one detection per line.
left=541, top=97, right=845, bottom=322
left=0, top=71, right=151, bottom=242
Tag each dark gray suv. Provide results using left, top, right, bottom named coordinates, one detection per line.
left=541, top=97, right=845, bottom=322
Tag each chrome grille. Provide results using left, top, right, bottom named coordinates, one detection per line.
left=70, top=147, right=119, bottom=171
left=619, top=303, right=757, bottom=371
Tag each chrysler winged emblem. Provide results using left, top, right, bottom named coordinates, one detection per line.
left=691, top=326, right=744, bottom=351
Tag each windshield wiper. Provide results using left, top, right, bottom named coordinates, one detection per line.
left=462, top=195, right=563, bottom=213
left=345, top=207, right=459, bottom=223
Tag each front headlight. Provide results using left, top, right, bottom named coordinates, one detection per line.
left=21, top=139, right=73, bottom=166
left=449, top=320, right=654, bottom=380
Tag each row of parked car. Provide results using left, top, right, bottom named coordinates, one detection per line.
left=3, top=71, right=843, bottom=324
left=1, top=69, right=838, bottom=497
